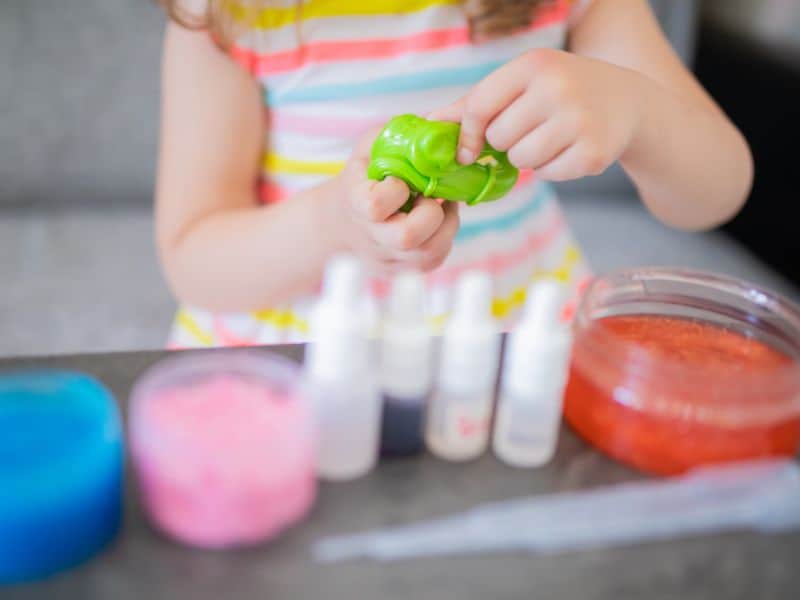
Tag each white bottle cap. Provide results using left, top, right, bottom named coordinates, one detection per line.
left=381, top=271, right=433, bottom=398
left=388, top=271, right=426, bottom=326
left=503, top=280, right=572, bottom=397
left=439, top=271, right=501, bottom=391
left=306, top=254, right=370, bottom=383
left=451, top=271, right=494, bottom=329
left=322, top=255, right=363, bottom=308
left=522, top=279, right=564, bottom=331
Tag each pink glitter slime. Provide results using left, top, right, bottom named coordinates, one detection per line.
left=131, top=372, right=316, bottom=549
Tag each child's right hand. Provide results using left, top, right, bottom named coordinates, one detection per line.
left=325, top=129, right=460, bottom=275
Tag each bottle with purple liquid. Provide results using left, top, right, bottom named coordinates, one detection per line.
left=379, top=271, right=434, bottom=456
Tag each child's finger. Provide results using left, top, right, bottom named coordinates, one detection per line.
left=409, top=200, right=459, bottom=253
left=506, top=117, right=573, bottom=170
left=401, top=197, right=447, bottom=248
left=455, top=64, right=528, bottom=164
left=534, top=140, right=607, bottom=181
left=370, top=197, right=445, bottom=251
left=367, top=211, right=407, bottom=249
left=403, top=201, right=460, bottom=271
left=354, top=176, right=410, bottom=222
left=485, top=90, right=547, bottom=152
left=360, top=252, right=412, bottom=280
left=424, top=200, right=459, bottom=249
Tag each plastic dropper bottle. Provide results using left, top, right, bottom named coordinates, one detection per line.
left=305, top=255, right=382, bottom=481
left=493, top=280, right=572, bottom=468
left=379, top=271, right=434, bottom=456
left=425, top=271, right=501, bottom=461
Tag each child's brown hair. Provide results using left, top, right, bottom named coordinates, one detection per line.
left=159, top=0, right=554, bottom=46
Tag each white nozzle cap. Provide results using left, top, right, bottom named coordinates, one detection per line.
left=388, top=271, right=426, bottom=325
left=322, top=254, right=364, bottom=308
left=308, top=254, right=369, bottom=381
left=381, top=270, right=433, bottom=397
left=520, top=279, right=565, bottom=331
left=451, top=271, right=493, bottom=327
left=504, top=280, right=572, bottom=396
left=439, top=271, right=500, bottom=390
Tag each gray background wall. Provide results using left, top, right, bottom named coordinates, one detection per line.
left=1, top=0, right=163, bottom=208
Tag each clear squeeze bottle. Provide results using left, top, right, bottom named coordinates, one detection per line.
left=379, top=271, right=434, bottom=456
left=305, top=255, right=382, bottom=480
left=493, top=280, right=572, bottom=468
left=425, top=272, right=501, bottom=461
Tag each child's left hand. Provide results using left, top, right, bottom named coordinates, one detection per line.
left=430, top=48, right=646, bottom=181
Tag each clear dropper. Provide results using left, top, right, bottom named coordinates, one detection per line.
left=313, top=459, right=800, bottom=562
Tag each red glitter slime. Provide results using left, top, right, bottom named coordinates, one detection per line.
left=564, top=315, right=800, bottom=475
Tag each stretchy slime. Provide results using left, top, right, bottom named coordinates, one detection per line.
left=0, top=371, right=123, bottom=584
left=565, top=315, right=800, bottom=475
left=368, top=114, right=519, bottom=206
left=130, top=352, right=315, bottom=549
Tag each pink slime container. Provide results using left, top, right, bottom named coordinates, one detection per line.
left=129, top=351, right=316, bottom=549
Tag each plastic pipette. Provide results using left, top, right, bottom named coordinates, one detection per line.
left=313, top=459, right=800, bottom=562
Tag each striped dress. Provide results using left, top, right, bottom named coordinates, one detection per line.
left=169, top=0, right=593, bottom=348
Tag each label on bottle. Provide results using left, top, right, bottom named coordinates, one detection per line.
left=445, top=392, right=493, bottom=447
left=439, top=340, right=499, bottom=393
left=500, top=399, right=557, bottom=447
left=494, top=388, right=563, bottom=465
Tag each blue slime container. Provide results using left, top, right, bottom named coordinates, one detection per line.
left=0, top=371, right=123, bottom=584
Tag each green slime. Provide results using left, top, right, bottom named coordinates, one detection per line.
left=368, top=114, right=519, bottom=209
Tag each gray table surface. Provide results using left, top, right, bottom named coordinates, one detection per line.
left=1, top=347, right=799, bottom=600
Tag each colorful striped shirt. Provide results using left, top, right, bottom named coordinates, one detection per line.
left=169, top=0, right=593, bottom=348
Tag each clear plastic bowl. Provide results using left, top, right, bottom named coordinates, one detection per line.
left=129, top=350, right=315, bottom=548
left=564, top=267, right=800, bottom=475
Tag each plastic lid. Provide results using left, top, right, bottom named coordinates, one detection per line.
left=0, top=371, right=123, bottom=584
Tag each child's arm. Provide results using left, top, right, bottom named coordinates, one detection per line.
left=156, top=24, right=457, bottom=313
left=570, top=0, right=752, bottom=230
left=433, top=0, right=752, bottom=231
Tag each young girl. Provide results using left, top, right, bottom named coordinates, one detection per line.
left=157, top=0, right=752, bottom=348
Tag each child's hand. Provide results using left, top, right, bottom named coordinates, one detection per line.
left=431, top=48, right=645, bottom=181
left=325, top=129, right=460, bottom=275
